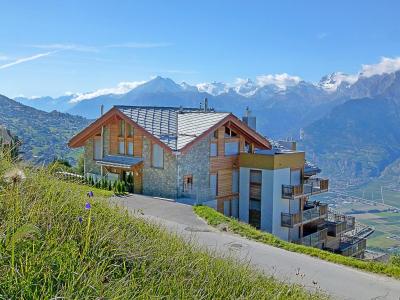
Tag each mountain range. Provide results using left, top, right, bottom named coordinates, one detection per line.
left=10, top=62, right=400, bottom=186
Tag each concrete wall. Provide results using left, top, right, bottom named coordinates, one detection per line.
left=260, top=170, right=273, bottom=232
left=142, top=137, right=178, bottom=199
left=239, top=168, right=250, bottom=223
left=239, top=166, right=291, bottom=241
left=270, top=168, right=290, bottom=240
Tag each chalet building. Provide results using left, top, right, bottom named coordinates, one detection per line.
left=69, top=105, right=367, bottom=258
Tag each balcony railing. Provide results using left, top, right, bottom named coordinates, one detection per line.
left=294, top=228, right=328, bottom=248
left=281, top=202, right=328, bottom=227
left=336, top=237, right=367, bottom=257
left=282, top=178, right=329, bottom=199
left=327, top=209, right=356, bottom=236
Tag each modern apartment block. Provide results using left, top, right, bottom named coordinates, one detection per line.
left=69, top=104, right=367, bottom=258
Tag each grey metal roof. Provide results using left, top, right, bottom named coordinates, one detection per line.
left=115, top=106, right=230, bottom=151
left=96, top=155, right=143, bottom=168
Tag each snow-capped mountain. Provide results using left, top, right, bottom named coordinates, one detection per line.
left=196, top=81, right=229, bottom=96
left=318, top=72, right=357, bottom=92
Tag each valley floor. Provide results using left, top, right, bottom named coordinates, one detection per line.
left=110, top=194, right=400, bottom=300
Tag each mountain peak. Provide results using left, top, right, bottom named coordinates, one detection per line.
left=318, top=72, right=358, bottom=92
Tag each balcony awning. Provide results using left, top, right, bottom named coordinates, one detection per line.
left=96, top=155, right=143, bottom=169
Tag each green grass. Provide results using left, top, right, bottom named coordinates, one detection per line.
left=0, top=159, right=325, bottom=299
left=194, top=205, right=400, bottom=279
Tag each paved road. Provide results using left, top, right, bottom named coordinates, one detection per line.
left=110, top=194, right=400, bottom=300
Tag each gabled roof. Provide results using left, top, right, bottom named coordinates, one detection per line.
left=69, top=105, right=271, bottom=152
left=116, top=106, right=230, bottom=151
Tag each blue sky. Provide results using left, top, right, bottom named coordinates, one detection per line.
left=1, top=0, right=400, bottom=97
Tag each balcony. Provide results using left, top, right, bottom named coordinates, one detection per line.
left=294, top=227, right=328, bottom=248
left=281, top=202, right=328, bottom=227
left=335, top=237, right=367, bottom=257
left=282, top=178, right=329, bottom=199
left=326, top=210, right=356, bottom=236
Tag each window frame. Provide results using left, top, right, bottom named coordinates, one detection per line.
left=224, top=140, right=239, bottom=156
left=93, top=136, right=102, bottom=161
left=152, top=143, right=164, bottom=169
left=210, top=142, right=218, bottom=157
left=183, top=175, right=193, bottom=192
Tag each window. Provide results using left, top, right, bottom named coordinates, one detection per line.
left=224, top=127, right=237, bottom=138
left=127, top=141, right=134, bottom=156
left=94, top=138, right=102, bottom=160
left=232, top=169, right=239, bottom=193
left=245, top=141, right=253, bottom=153
left=127, top=124, right=134, bottom=137
left=210, top=142, right=217, bottom=157
left=290, top=169, right=301, bottom=186
left=119, top=140, right=125, bottom=154
left=250, top=170, right=262, bottom=184
left=213, top=130, right=218, bottom=139
left=224, top=141, right=239, bottom=156
left=183, top=175, right=193, bottom=192
left=152, top=143, right=164, bottom=168
left=119, top=120, right=125, bottom=137
left=210, top=173, right=218, bottom=197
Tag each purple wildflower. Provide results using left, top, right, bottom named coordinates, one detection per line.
left=89, top=191, right=94, bottom=197
left=78, top=216, right=83, bottom=224
left=85, top=202, right=91, bottom=210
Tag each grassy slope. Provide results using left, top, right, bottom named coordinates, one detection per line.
left=0, top=161, right=324, bottom=299
left=194, top=206, right=400, bottom=279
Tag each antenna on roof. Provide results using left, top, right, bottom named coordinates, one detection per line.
left=204, top=98, right=208, bottom=112
left=100, top=104, right=104, bottom=116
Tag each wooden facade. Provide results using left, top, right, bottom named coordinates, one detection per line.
left=210, top=123, right=257, bottom=212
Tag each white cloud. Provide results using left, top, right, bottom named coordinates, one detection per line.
left=0, top=51, right=55, bottom=70
left=70, top=80, right=147, bottom=103
left=360, top=57, right=400, bottom=77
left=31, top=43, right=99, bottom=52
left=105, top=42, right=172, bottom=49
left=255, top=73, right=302, bottom=90
left=0, top=54, right=8, bottom=61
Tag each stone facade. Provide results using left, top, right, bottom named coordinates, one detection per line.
left=84, top=126, right=213, bottom=201
left=142, top=137, right=178, bottom=199
left=177, top=136, right=211, bottom=201
left=84, top=138, right=101, bottom=175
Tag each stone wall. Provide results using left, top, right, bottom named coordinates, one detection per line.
left=103, top=125, right=110, bottom=156
left=177, top=136, right=211, bottom=202
left=84, top=138, right=101, bottom=175
left=142, top=137, right=178, bottom=199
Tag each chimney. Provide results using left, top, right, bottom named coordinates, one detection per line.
left=100, top=104, right=104, bottom=116
left=204, top=98, right=208, bottom=112
left=242, top=106, right=256, bottom=131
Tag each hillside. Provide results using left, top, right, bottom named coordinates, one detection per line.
left=0, top=94, right=90, bottom=164
left=0, top=159, right=322, bottom=299
left=300, top=97, right=400, bottom=183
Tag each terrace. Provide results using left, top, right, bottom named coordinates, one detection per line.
left=281, top=201, right=328, bottom=227
left=282, top=178, right=329, bottom=199
left=294, top=227, right=328, bottom=248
